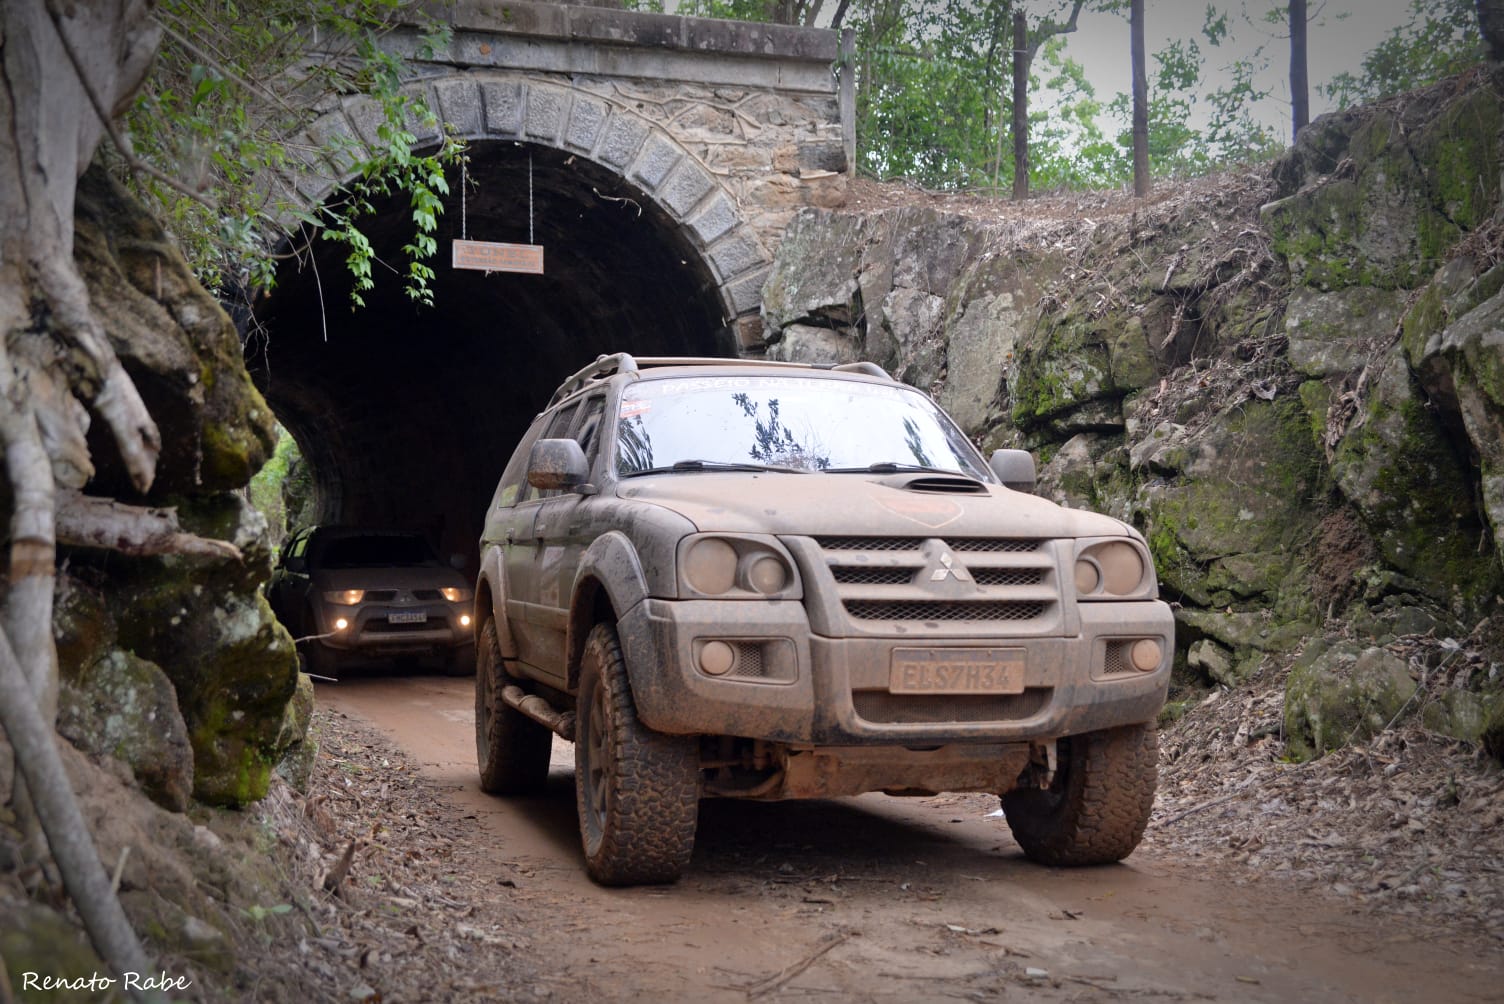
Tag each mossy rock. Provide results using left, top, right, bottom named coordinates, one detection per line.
left=1422, top=687, right=1504, bottom=746
left=1283, top=642, right=1418, bottom=761
left=1329, top=351, right=1502, bottom=615
left=274, top=672, right=319, bottom=793
left=1134, top=398, right=1324, bottom=610
left=72, top=165, right=275, bottom=497
left=56, top=649, right=194, bottom=812
left=93, top=494, right=302, bottom=806
left=1, top=901, right=107, bottom=1001
left=53, top=575, right=118, bottom=680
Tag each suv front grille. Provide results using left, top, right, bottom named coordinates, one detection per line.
left=846, top=600, right=1046, bottom=622
left=814, top=536, right=1060, bottom=629
left=831, top=566, right=919, bottom=585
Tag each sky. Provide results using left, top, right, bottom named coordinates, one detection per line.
left=1040, top=0, right=1423, bottom=139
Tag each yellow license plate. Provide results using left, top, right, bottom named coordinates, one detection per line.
left=889, top=648, right=1026, bottom=695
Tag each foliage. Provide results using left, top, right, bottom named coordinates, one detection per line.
left=247, top=427, right=314, bottom=548
left=1320, top=0, right=1483, bottom=108
left=124, top=1, right=461, bottom=307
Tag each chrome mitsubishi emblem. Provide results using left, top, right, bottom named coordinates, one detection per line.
left=930, top=550, right=972, bottom=582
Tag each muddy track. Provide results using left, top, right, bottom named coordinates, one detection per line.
left=318, top=674, right=1500, bottom=1003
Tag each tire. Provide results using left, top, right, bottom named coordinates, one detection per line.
left=475, top=616, right=552, bottom=794
left=575, top=622, right=700, bottom=886
left=1002, top=723, right=1158, bottom=866
left=304, top=640, right=343, bottom=681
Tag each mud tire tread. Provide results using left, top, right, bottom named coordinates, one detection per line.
left=475, top=617, right=551, bottom=794
left=576, top=622, right=699, bottom=886
left=1002, top=723, right=1157, bottom=866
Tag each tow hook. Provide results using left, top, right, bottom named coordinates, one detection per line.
left=1029, top=740, right=1058, bottom=789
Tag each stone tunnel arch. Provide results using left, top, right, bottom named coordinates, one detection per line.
left=250, top=72, right=773, bottom=574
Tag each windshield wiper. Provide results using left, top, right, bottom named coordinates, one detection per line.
left=620, top=459, right=810, bottom=477
left=824, top=462, right=973, bottom=476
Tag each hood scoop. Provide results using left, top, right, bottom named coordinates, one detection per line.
left=881, top=474, right=989, bottom=495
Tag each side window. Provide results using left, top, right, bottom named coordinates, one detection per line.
left=495, top=415, right=549, bottom=510
left=575, top=396, right=606, bottom=464
left=521, top=402, right=581, bottom=504
left=286, top=532, right=309, bottom=561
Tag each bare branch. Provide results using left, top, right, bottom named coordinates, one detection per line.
left=0, top=624, right=162, bottom=1002
left=56, top=490, right=244, bottom=561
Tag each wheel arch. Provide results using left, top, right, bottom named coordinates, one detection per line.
left=476, top=545, right=520, bottom=661
left=566, top=531, right=650, bottom=691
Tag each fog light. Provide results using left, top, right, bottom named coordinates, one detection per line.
left=460, top=614, right=472, bottom=628
left=1130, top=638, right=1162, bottom=672
left=698, top=640, right=735, bottom=676
left=333, top=617, right=350, bottom=632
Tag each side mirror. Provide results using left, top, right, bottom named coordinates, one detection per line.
left=284, top=555, right=308, bottom=574
left=989, top=449, right=1036, bottom=494
left=527, top=438, right=590, bottom=492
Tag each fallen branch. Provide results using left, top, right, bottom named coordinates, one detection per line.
left=56, top=490, right=243, bottom=560
left=0, top=624, right=161, bottom=1003
left=744, top=931, right=851, bottom=999
left=323, top=840, right=359, bottom=896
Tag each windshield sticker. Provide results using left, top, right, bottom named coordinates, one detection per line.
left=619, top=400, right=651, bottom=419
left=638, top=376, right=908, bottom=400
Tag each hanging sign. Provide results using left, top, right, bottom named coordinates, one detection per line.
left=451, top=240, right=544, bottom=275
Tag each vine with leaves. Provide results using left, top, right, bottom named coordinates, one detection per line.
left=124, top=0, right=462, bottom=311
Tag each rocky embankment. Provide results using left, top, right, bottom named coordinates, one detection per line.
left=760, top=68, right=1504, bottom=761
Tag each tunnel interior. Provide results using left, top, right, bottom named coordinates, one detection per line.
left=250, top=140, right=734, bottom=571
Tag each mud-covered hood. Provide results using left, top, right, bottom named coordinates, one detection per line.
left=616, top=472, right=1130, bottom=539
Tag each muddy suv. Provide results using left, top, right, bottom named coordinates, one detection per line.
left=474, top=355, right=1173, bottom=885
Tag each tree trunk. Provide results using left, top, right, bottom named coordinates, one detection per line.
left=1, top=0, right=166, bottom=994
left=1012, top=10, right=1029, bottom=200
left=1479, top=0, right=1504, bottom=61
left=1131, top=0, right=1149, bottom=197
left=1290, top=0, right=1309, bottom=139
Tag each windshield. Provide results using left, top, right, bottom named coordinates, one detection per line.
left=320, top=534, right=439, bottom=568
left=615, top=375, right=991, bottom=479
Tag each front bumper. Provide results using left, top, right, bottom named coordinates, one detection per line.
left=314, top=600, right=474, bottom=656
left=620, top=597, right=1172, bottom=744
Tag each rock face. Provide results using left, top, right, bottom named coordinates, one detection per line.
left=759, top=69, right=1504, bottom=759
left=51, top=166, right=302, bottom=809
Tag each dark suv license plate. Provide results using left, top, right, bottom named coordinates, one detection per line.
left=388, top=611, right=428, bottom=624
left=889, top=648, right=1026, bottom=694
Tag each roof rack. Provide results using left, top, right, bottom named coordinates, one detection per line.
left=546, top=353, right=640, bottom=407
left=546, top=354, right=894, bottom=407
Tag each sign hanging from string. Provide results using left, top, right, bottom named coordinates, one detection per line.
left=452, top=152, right=544, bottom=274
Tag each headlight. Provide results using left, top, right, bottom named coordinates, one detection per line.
left=1075, top=540, right=1152, bottom=599
left=440, top=587, right=471, bottom=603
left=678, top=535, right=799, bottom=599
left=324, top=589, right=365, bottom=605
left=684, top=539, right=738, bottom=595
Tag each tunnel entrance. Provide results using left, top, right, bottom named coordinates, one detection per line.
left=249, top=139, right=734, bottom=571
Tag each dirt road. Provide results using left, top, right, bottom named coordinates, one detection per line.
left=318, top=674, right=1499, bottom=1003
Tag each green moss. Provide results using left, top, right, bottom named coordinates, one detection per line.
left=2, top=903, right=107, bottom=1001
left=1338, top=373, right=1502, bottom=613
left=1284, top=643, right=1418, bottom=760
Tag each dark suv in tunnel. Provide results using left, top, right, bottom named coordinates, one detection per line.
left=269, top=526, right=475, bottom=679
left=473, top=354, right=1172, bottom=886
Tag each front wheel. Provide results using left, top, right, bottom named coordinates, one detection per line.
left=1002, top=723, right=1158, bottom=866
left=475, top=616, right=551, bottom=794
left=575, top=622, right=700, bottom=886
